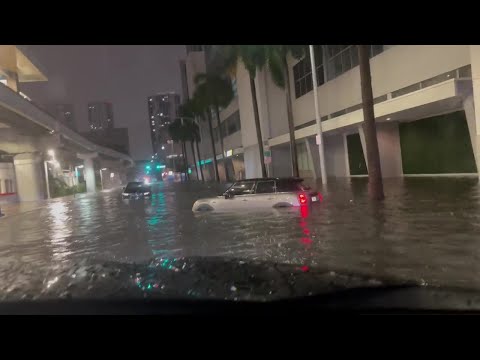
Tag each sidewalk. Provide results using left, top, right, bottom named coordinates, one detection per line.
left=0, top=186, right=124, bottom=219
left=0, top=201, right=45, bottom=218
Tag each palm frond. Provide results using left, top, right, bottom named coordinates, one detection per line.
left=265, top=46, right=286, bottom=88
left=289, top=45, right=307, bottom=60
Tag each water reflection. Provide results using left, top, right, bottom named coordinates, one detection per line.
left=1, top=177, right=480, bottom=291
left=47, top=201, right=72, bottom=263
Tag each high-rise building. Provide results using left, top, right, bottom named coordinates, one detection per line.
left=45, top=104, right=76, bottom=130
left=179, top=60, right=189, bottom=102
left=88, top=102, right=114, bottom=131
left=147, top=92, right=181, bottom=161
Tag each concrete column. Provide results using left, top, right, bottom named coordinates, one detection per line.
left=358, top=126, right=368, bottom=172
left=463, top=94, right=479, bottom=173
left=358, top=123, right=403, bottom=178
left=376, top=122, right=404, bottom=177
left=343, top=134, right=350, bottom=176
left=13, top=153, right=45, bottom=202
left=77, top=152, right=98, bottom=193
left=305, top=137, right=320, bottom=180
left=271, top=144, right=291, bottom=178
left=465, top=45, right=480, bottom=173
left=324, top=133, right=348, bottom=177
left=244, top=145, right=262, bottom=178
left=84, top=158, right=96, bottom=193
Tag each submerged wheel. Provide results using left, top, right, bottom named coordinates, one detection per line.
left=196, top=204, right=214, bottom=211
left=273, top=202, right=293, bottom=208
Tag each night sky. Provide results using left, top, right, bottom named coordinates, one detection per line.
left=20, top=45, right=186, bottom=160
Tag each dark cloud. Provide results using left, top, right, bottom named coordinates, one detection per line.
left=20, top=45, right=186, bottom=160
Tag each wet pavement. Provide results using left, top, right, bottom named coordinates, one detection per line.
left=1, top=177, right=480, bottom=301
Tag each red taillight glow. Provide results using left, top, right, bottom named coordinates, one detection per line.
left=298, top=193, right=307, bottom=205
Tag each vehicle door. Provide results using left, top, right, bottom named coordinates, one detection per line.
left=252, top=180, right=277, bottom=208
left=216, top=180, right=256, bottom=210
left=273, top=180, right=300, bottom=206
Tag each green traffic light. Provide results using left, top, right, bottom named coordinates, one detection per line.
left=146, top=165, right=151, bottom=170
left=156, top=165, right=161, bottom=169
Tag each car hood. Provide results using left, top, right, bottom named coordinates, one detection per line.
left=0, top=256, right=416, bottom=302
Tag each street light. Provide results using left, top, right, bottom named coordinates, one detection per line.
left=309, top=45, right=327, bottom=185
left=44, top=149, right=57, bottom=199
left=99, top=168, right=107, bottom=191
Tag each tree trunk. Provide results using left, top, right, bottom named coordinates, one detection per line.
left=182, top=141, right=189, bottom=181
left=215, top=104, right=228, bottom=181
left=358, top=45, right=384, bottom=200
left=190, top=141, right=199, bottom=181
left=249, top=75, right=267, bottom=178
left=206, top=109, right=220, bottom=182
left=195, top=140, right=204, bottom=181
left=283, top=56, right=299, bottom=177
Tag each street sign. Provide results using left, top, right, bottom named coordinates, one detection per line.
left=264, top=146, right=271, bottom=164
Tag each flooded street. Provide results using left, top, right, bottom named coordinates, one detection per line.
left=1, top=177, right=480, bottom=300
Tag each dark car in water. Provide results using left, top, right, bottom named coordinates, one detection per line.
left=122, top=182, right=152, bottom=200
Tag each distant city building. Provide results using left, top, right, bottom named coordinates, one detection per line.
left=179, top=60, right=189, bottom=102
left=45, top=104, right=76, bottom=130
left=81, top=127, right=130, bottom=155
left=88, top=102, right=113, bottom=131
left=147, top=92, right=181, bottom=161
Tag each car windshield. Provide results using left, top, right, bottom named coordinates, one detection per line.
left=1, top=44, right=480, bottom=312
left=124, top=182, right=150, bottom=193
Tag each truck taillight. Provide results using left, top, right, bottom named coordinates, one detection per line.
left=298, top=193, right=307, bottom=205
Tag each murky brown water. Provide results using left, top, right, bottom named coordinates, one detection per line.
left=1, top=177, right=480, bottom=299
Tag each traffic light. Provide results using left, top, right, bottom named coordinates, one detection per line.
left=145, top=165, right=151, bottom=170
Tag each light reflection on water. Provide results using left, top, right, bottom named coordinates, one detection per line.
left=1, top=177, right=480, bottom=290
left=47, top=201, right=72, bottom=263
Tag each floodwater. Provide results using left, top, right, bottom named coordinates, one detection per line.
left=1, top=177, right=480, bottom=301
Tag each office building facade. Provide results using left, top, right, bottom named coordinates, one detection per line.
left=182, top=45, right=480, bottom=181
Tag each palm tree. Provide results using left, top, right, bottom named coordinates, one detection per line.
left=192, top=89, right=219, bottom=181
left=179, top=99, right=203, bottom=181
left=168, top=118, right=190, bottom=180
left=193, top=75, right=233, bottom=182
left=264, top=45, right=307, bottom=178
left=221, top=45, right=268, bottom=178
left=183, top=118, right=201, bottom=181
left=358, top=45, right=384, bottom=200
left=194, top=73, right=234, bottom=181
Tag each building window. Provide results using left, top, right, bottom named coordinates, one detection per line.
left=231, top=77, right=238, bottom=97
left=186, top=45, right=203, bottom=54
left=326, top=45, right=384, bottom=81
left=293, top=45, right=384, bottom=98
left=227, top=112, right=241, bottom=135
left=220, top=121, right=228, bottom=138
left=293, top=46, right=324, bottom=99
left=222, top=111, right=241, bottom=138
